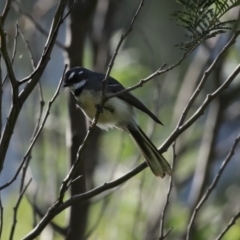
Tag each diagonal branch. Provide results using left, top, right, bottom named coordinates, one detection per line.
left=161, top=48, right=240, bottom=152
left=102, top=0, right=144, bottom=96
left=21, top=10, right=240, bottom=240
left=26, top=196, right=67, bottom=236
left=0, top=66, right=66, bottom=191
left=0, top=0, right=68, bottom=173
left=186, top=132, right=240, bottom=240
left=215, top=211, right=240, bottom=240
left=58, top=0, right=144, bottom=205
left=0, top=19, right=18, bottom=103
left=22, top=162, right=146, bottom=240
left=12, top=1, right=66, bottom=50
left=1, top=0, right=12, bottom=25
left=22, top=55, right=240, bottom=240
left=177, top=30, right=240, bottom=127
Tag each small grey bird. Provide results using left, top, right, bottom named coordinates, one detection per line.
left=63, top=67, right=171, bottom=177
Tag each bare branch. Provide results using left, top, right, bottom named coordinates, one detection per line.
left=0, top=66, right=66, bottom=191
left=22, top=46, right=240, bottom=240
left=2, top=22, right=20, bottom=85
left=161, top=47, right=240, bottom=152
left=20, top=6, right=240, bottom=240
left=17, top=23, right=36, bottom=69
left=26, top=196, right=67, bottom=236
left=0, top=19, right=18, bottom=102
left=102, top=0, right=144, bottom=96
left=1, top=0, right=12, bottom=25
left=18, top=0, right=77, bottom=86
left=0, top=0, right=68, bottom=173
left=177, top=30, right=240, bottom=127
left=62, top=0, right=78, bottom=22
left=186, top=132, right=240, bottom=240
left=188, top=97, right=220, bottom=208
left=160, top=227, right=173, bottom=240
left=83, top=197, right=111, bottom=240
left=9, top=178, right=32, bottom=240
left=22, top=162, right=146, bottom=240
left=159, top=143, right=176, bottom=239
left=58, top=0, right=144, bottom=205
left=22, top=57, right=240, bottom=240
left=12, top=1, right=66, bottom=51
left=215, top=211, right=240, bottom=240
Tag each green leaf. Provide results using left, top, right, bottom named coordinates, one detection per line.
left=173, top=0, right=240, bottom=52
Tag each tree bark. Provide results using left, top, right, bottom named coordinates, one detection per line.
left=64, top=1, right=98, bottom=239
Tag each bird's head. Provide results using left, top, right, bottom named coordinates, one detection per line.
left=63, top=67, right=89, bottom=91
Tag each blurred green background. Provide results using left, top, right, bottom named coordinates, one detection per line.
left=0, top=0, right=240, bottom=239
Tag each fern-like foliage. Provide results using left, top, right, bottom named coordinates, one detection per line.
left=173, top=0, right=240, bottom=51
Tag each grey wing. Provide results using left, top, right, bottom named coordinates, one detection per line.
left=107, top=78, right=163, bottom=125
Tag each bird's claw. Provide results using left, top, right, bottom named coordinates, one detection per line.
left=95, top=104, right=103, bottom=113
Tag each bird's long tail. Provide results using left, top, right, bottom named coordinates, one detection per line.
left=127, top=126, right=171, bottom=177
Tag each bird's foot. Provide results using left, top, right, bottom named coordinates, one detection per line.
left=95, top=104, right=103, bottom=113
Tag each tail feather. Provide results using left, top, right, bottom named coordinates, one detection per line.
left=127, top=126, right=171, bottom=177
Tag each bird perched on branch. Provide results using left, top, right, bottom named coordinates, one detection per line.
left=63, top=67, right=171, bottom=177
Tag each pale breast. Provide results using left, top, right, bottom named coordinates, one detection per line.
left=76, top=90, right=135, bottom=130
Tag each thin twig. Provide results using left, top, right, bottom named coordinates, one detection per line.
left=22, top=59, right=240, bottom=240
left=18, top=22, right=46, bottom=138
left=18, top=0, right=78, bottom=85
left=186, top=132, right=240, bottom=240
left=177, top=30, right=240, bottom=127
left=102, top=0, right=144, bottom=96
left=12, top=1, right=66, bottom=50
left=0, top=19, right=18, bottom=102
left=159, top=142, right=176, bottom=239
left=17, top=22, right=44, bottom=194
left=83, top=197, right=111, bottom=240
left=215, top=211, right=240, bottom=240
left=17, top=23, right=36, bottom=68
left=104, top=54, right=187, bottom=101
left=9, top=178, right=32, bottom=240
left=22, top=163, right=146, bottom=240
left=0, top=66, right=66, bottom=191
left=131, top=170, right=146, bottom=239
left=160, top=228, right=173, bottom=240
left=26, top=196, right=67, bottom=236
left=22, top=11, right=240, bottom=240
left=62, top=0, right=78, bottom=22
left=1, top=0, right=12, bottom=25
left=2, top=22, right=19, bottom=85
left=161, top=53, right=240, bottom=152
left=58, top=0, right=144, bottom=205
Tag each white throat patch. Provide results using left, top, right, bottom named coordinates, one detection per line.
left=70, top=79, right=87, bottom=91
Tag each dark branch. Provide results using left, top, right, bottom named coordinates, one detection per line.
left=0, top=66, right=66, bottom=191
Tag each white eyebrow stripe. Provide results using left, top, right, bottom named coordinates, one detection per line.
left=78, top=71, right=83, bottom=75
left=69, top=72, right=75, bottom=79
